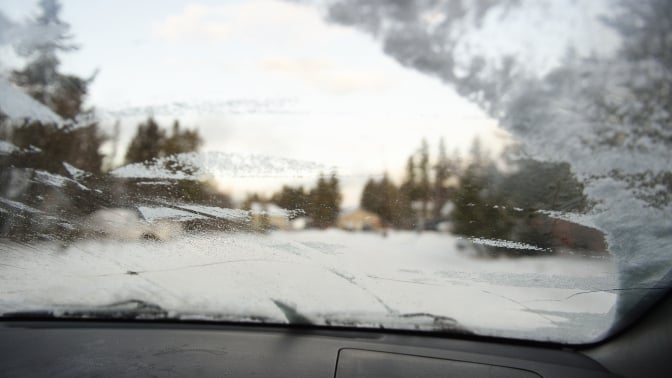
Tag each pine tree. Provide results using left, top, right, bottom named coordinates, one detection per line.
left=11, top=0, right=78, bottom=116
left=271, top=185, right=308, bottom=216
left=308, top=173, right=342, bottom=228
left=417, top=139, right=431, bottom=217
left=451, top=138, right=513, bottom=241
left=125, top=118, right=204, bottom=164
left=122, top=117, right=231, bottom=207
left=360, top=173, right=414, bottom=229
left=360, top=174, right=390, bottom=225
left=360, top=178, right=380, bottom=214
left=433, top=137, right=450, bottom=219
left=161, top=120, right=203, bottom=157
left=400, top=156, right=416, bottom=199
left=8, top=0, right=105, bottom=174
left=399, top=153, right=420, bottom=228
left=0, top=1, right=106, bottom=240
left=124, top=117, right=165, bottom=164
left=394, top=182, right=415, bottom=229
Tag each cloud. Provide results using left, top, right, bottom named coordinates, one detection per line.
left=152, top=4, right=232, bottom=42
left=150, top=1, right=392, bottom=94
left=152, top=1, right=332, bottom=44
left=262, top=58, right=389, bottom=94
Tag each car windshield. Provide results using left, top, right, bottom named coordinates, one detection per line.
left=1, top=0, right=670, bottom=344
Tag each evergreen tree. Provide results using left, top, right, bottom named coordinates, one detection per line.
left=161, top=120, right=203, bottom=157
left=400, top=156, right=417, bottom=200
left=360, top=173, right=414, bottom=229
left=395, top=183, right=415, bottom=229
left=376, top=174, right=397, bottom=225
left=122, top=117, right=231, bottom=207
left=308, top=173, right=342, bottom=228
left=0, top=0, right=106, bottom=240
left=399, top=153, right=420, bottom=228
left=360, top=178, right=378, bottom=211
left=360, top=174, right=392, bottom=226
left=9, top=122, right=105, bottom=175
left=450, top=138, right=513, bottom=241
left=433, top=137, right=450, bottom=219
left=102, top=121, right=120, bottom=172
left=417, top=139, right=431, bottom=217
left=497, top=158, right=588, bottom=212
left=271, top=185, right=308, bottom=215
left=124, top=117, right=165, bottom=164
left=124, top=118, right=204, bottom=165
left=7, top=0, right=105, bottom=174
left=11, top=0, right=79, bottom=117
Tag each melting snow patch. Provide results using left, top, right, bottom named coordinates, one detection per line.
left=137, top=206, right=208, bottom=223
left=249, top=202, right=305, bottom=218
left=0, top=198, right=41, bottom=213
left=0, top=141, right=20, bottom=155
left=136, top=181, right=172, bottom=186
left=0, top=141, right=43, bottom=155
left=0, top=78, right=62, bottom=124
left=110, top=152, right=329, bottom=180
left=63, top=163, right=91, bottom=181
left=34, top=171, right=67, bottom=187
left=34, top=170, right=88, bottom=191
left=465, top=237, right=550, bottom=252
left=175, top=204, right=251, bottom=222
left=537, top=209, right=599, bottom=230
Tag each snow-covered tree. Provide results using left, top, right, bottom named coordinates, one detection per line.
left=5, top=0, right=105, bottom=174
left=11, top=0, right=85, bottom=120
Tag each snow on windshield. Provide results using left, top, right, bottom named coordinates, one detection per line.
left=0, top=230, right=616, bottom=341
left=0, top=0, right=669, bottom=344
left=111, top=152, right=328, bottom=180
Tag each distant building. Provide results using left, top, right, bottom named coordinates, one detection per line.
left=290, top=217, right=308, bottom=230
left=249, top=202, right=294, bottom=231
left=337, top=209, right=382, bottom=231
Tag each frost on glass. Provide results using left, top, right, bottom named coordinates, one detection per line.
left=321, top=0, right=672, bottom=333
left=0, top=0, right=669, bottom=344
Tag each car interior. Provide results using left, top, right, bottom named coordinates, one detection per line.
left=1, top=289, right=670, bottom=377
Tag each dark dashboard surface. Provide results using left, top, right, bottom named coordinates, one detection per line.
left=0, top=321, right=615, bottom=377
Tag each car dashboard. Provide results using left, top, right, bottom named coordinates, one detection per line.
left=0, top=320, right=614, bottom=377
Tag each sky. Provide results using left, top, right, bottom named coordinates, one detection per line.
left=0, top=0, right=553, bottom=206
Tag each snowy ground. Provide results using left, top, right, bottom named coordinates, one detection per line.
left=0, top=229, right=617, bottom=343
